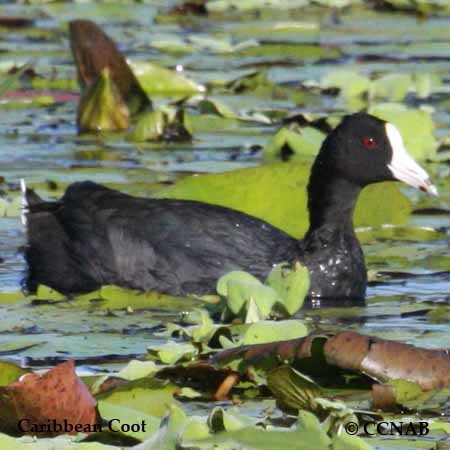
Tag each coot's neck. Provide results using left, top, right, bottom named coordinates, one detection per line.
left=305, top=162, right=362, bottom=236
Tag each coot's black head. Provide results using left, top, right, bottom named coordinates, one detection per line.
left=314, top=112, right=437, bottom=195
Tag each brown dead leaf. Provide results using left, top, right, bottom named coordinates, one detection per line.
left=324, top=331, right=450, bottom=390
left=0, top=360, right=99, bottom=436
left=156, top=362, right=241, bottom=400
left=211, top=335, right=317, bottom=366
left=69, top=19, right=151, bottom=116
left=0, top=17, right=33, bottom=28
left=212, top=331, right=450, bottom=391
left=372, top=384, right=397, bottom=411
left=169, top=0, right=208, bottom=15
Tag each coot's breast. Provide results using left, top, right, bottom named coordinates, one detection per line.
left=298, top=228, right=367, bottom=300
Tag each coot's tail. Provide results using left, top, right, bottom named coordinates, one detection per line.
left=22, top=183, right=86, bottom=295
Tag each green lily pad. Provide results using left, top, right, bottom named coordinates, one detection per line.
left=238, top=43, right=341, bottom=61
left=370, top=73, right=413, bottom=102
left=98, top=401, right=160, bottom=441
left=222, top=273, right=278, bottom=319
left=130, top=61, right=204, bottom=96
left=264, top=127, right=326, bottom=161
left=187, top=410, right=333, bottom=450
left=117, top=360, right=158, bottom=381
left=129, top=108, right=192, bottom=142
left=369, top=103, right=438, bottom=160
left=206, top=0, right=325, bottom=12
left=128, top=111, right=166, bottom=141
left=243, top=320, right=308, bottom=345
left=148, top=342, right=197, bottom=365
left=208, top=407, right=258, bottom=432
left=321, top=70, right=371, bottom=100
left=198, top=99, right=237, bottom=119
left=96, top=377, right=180, bottom=418
left=0, top=361, right=28, bottom=387
left=266, top=262, right=310, bottom=315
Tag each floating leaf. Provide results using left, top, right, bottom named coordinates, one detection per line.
left=266, top=262, right=310, bottom=315
left=369, top=103, right=438, bottom=159
left=96, top=377, right=179, bottom=418
left=208, top=407, right=257, bottom=432
left=186, top=411, right=333, bottom=450
left=97, top=285, right=204, bottom=311
left=226, top=71, right=275, bottom=95
left=0, top=361, right=28, bottom=387
left=321, top=70, right=371, bottom=100
left=227, top=279, right=278, bottom=319
left=0, top=361, right=98, bottom=436
left=0, top=63, right=31, bottom=97
left=369, top=73, right=412, bottom=102
left=243, top=320, right=308, bottom=345
left=198, top=99, right=237, bottom=119
left=217, top=271, right=261, bottom=298
left=97, top=401, right=159, bottom=440
left=264, top=127, right=326, bottom=161
left=130, top=61, right=204, bottom=96
left=149, top=342, right=197, bottom=365
left=267, top=366, right=322, bottom=413
left=238, top=43, right=341, bottom=61
left=129, top=110, right=166, bottom=141
left=128, top=108, right=192, bottom=142
left=118, top=360, right=158, bottom=381
left=413, top=72, right=442, bottom=99
left=207, top=0, right=310, bottom=12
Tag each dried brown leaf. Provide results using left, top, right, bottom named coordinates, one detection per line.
left=0, top=360, right=99, bottom=436
left=69, top=19, right=151, bottom=115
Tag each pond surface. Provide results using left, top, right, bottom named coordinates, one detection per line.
left=0, top=1, right=449, bottom=368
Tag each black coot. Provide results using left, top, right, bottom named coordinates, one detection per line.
left=23, top=113, right=437, bottom=300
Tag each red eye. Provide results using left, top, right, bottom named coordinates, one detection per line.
left=362, top=137, right=377, bottom=149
